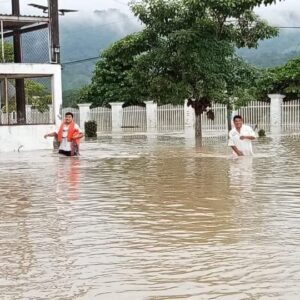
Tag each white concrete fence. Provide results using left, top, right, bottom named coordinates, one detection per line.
left=58, top=94, right=300, bottom=135
left=2, top=94, right=297, bottom=135
left=0, top=104, right=54, bottom=125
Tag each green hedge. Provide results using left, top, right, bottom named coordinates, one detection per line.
left=85, top=120, right=97, bottom=138
left=258, top=129, right=266, bottom=137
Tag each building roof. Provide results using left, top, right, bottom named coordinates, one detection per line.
left=0, top=14, right=49, bottom=32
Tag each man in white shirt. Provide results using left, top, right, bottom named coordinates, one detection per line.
left=228, top=115, right=256, bottom=156
left=44, top=112, right=83, bottom=156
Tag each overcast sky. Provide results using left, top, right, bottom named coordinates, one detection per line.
left=0, top=0, right=130, bottom=14
left=0, top=0, right=299, bottom=26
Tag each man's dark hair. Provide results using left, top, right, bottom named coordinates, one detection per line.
left=233, top=115, right=243, bottom=121
left=65, top=112, right=74, bottom=118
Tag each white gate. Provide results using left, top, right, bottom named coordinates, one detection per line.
left=122, top=105, right=147, bottom=132
left=90, top=107, right=112, bottom=132
left=157, top=104, right=184, bottom=131
left=281, top=100, right=300, bottom=132
left=236, top=101, right=270, bottom=131
left=202, top=103, right=227, bottom=134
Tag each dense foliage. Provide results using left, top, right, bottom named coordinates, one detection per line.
left=84, top=120, right=97, bottom=138
left=81, top=0, right=280, bottom=136
left=257, top=57, right=300, bottom=101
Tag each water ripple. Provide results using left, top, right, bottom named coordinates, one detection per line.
left=0, top=135, right=300, bottom=299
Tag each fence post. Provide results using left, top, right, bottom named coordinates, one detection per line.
left=48, top=104, right=54, bottom=124
left=78, top=103, right=92, bottom=131
left=268, top=94, right=285, bottom=134
left=110, top=102, right=123, bottom=132
left=145, top=101, right=157, bottom=131
left=184, top=99, right=195, bottom=135
left=26, top=104, right=32, bottom=124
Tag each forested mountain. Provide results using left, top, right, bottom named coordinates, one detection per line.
left=59, top=9, right=300, bottom=92
left=237, top=29, right=300, bottom=67
left=60, top=9, right=141, bottom=91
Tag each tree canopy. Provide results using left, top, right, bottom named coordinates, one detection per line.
left=257, top=57, right=300, bottom=101
left=83, top=0, right=281, bottom=136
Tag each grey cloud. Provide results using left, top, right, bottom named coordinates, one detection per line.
left=255, top=0, right=300, bottom=26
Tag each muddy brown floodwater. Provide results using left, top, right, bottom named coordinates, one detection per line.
left=1, top=134, right=300, bottom=299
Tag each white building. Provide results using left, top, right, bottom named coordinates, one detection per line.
left=0, top=1, right=62, bottom=152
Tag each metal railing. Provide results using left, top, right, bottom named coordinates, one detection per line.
left=236, top=101, right=271, bottom=131
left=90, top=107, right=112, bottom=132
left=157, top=104, right=184, bottom=131
left=202, top=103, right=227, bottom=133
left=281, top=100, right=300, bottom=132
left=0, top=110, right=17, bottom=124
left=122, top=105, right=147, bottom=132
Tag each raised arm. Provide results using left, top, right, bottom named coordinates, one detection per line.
left=240, top=126, right=256, bottom=141
left=73, top=132, right=84, bottom=139
left=240, top=135, right=255, bottom=140
left=44, top=132, right=57, bottom=139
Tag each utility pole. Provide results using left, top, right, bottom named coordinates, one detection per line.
left=48, top=0, right=60, bottom=64
left=12, top=0, right=26, bottom=124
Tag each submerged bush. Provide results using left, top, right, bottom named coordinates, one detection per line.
left=85, top=120, right=97, bottom=138
left=258, top=129, right=266, bottom=137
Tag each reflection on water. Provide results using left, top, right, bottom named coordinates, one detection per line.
left=1, top=134, right=300, bottom=299
left=57, top=157, right=81, bottom=201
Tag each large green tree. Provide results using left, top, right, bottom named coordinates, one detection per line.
left=86, top=30, right=157, bottom=107
left=257, top=57, right=300, bottom=101
left=85, top=0, right=280, bottom=137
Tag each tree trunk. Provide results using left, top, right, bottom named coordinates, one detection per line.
left=195, top=112, right=202, bottom=139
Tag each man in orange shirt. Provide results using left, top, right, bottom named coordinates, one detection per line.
left=44, top=112, right=83, bottom=156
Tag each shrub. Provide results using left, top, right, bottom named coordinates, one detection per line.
left=84, top=120, right=97, bottom=138
left=258, top=129, right=266, bottom=137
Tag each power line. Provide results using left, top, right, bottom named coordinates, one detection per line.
left=61, top=25, right=300, bottom=66
left=62, top=56, right=99, bottom=65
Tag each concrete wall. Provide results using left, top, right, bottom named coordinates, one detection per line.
left=0, top=124, right=56, bottom=152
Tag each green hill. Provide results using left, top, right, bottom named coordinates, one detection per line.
left=237, top=29, right=300, bottom=67
left=60, top=9, right=141, bottom=91
left=59, top=11, right=300, bottom=92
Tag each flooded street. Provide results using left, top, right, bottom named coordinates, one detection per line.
left=1, top=134, right=300, bottom=300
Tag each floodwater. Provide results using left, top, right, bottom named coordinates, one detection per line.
left=1, top=133, right=300, bottom=300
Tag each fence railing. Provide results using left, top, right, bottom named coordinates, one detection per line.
left=3, top=98, right=299, bottom=135
left=157, top=104, right=184, bottom=131
left=60, top=100, right=300, bottom=134
left=236, top=101, right=271, bottom=131
left=0, top=108, right=53, bottom=125
left=90, top=107, right=112, bottom=132
left=26, top=109, right=51, bottom=124
left=0, top=110, right=17, bottom=125
left=202, top=103, right=227, bottom=133
left=281, top=100, right=300, bottom=132
left=122, top=105, right=147, bottom=132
